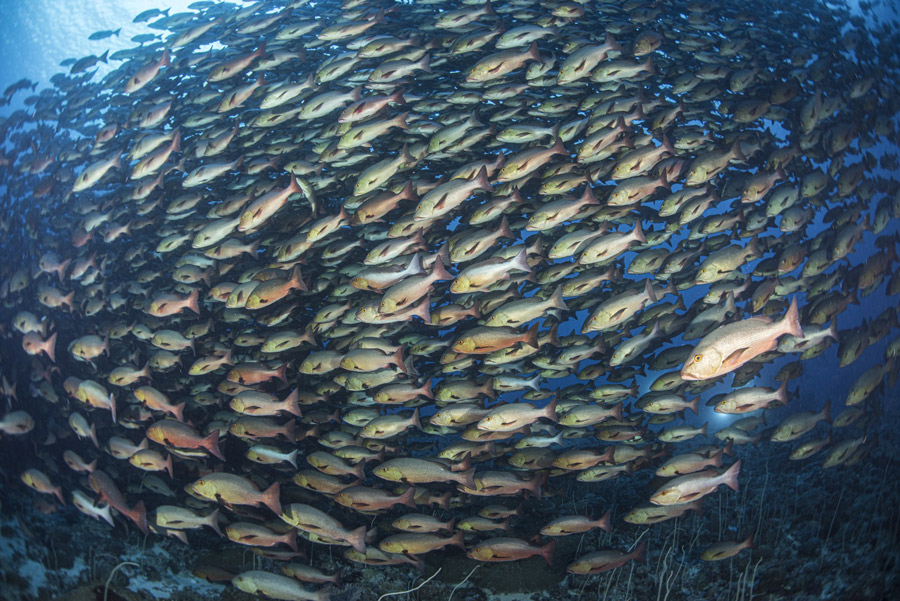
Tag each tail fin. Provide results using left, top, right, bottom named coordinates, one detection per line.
left=631, top=540, right=647, bottom=562
left=550, top=285, right=568, bottom=311
left=203, top=429, right=224, bottom=460
left=723, top=460, right=741, bottom=492
left=820, top=399, right=832, bottom=424
left=130, top=500, right=149, bottom=534
left=596, top=509, right=612, bottom=533
left=544, top=396, right=558, bottom=422
left=283, top=389, right=302, bottom=417
left=399, top=487, right=417, bottom=509
left=45, top=332, right=58, bottom=363
left=776, top=381, right=789, bottom=406
left=633, top=220, right=647, bottom=244
left=524, top=323, right=540, bottom=349
left=206, top=508, right=223, bottom=537
left=347, top=525, right=367, bottom=552
left=782, top=297, right=803, bottom=337
left=261, top=482, right=282, bottom=515
left=540, top=540, right=556, bottom=566
left=186, top=288, right=201, bottom=315
left=688, top=396, right=700, bottom=415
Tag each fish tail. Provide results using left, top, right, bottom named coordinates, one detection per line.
left=474, top=165, right=492, bottom=192
left=284, top=530, right=298, bottom=552
left=540, top=539, right=556, bottom=566
left=460, top=467, right=476, bottom=490
left=262, top=482, right=282, bottom=515
left=348, top=525, right=367, bottom=552
left=510, top=248, right=531, bottom=275
left=45, top=332, right=57, bottom=362
left=544, top=396, right=558, bottom=422
left=451, top=530, right=466, bottom=550
left=130, top=500, right=149, bottom=534
left=414, top=296, right=431, bottom=323
left=688, top=396, right=700, bottom=415
left=527, top=41, right=541, bottom=63
left=631, top=540, right=647, bottom=562
left=597, top=509, right=613, bottom=532
left=644, top=279, right=657, bottom=303
left=207, top=508, right=223, bottom=537
left=821, top=399, right=832, bottom=424
left=783, top=296, right=803, bottom=337
left=394, top=111, right=410, bottom=130
left=524, top=322, right=540, bottom=349
left=203, top=429, right=224, bottom=460
left=724, top=460, right=742, bottom=492
left=283, top=389, right=302, bottom=417
left=498, top=215, right=514, bottom=240
left=283, top=419, right=296, bottom=442
left=431, top=255, right=452, bottom=282
left=186, top=288, right=201, bottom=315
left=100, top=505, right=115, bottom=527
left=633, top=219, right=647, bottom=244
left=399, top=486, right=417, bottom=509
left=550, top=285, right=568, bottom=311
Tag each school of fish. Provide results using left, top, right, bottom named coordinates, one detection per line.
left=1, top=0, right=899, bottom=599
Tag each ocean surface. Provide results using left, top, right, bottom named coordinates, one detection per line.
left=1, top=1, right=899, bottom=600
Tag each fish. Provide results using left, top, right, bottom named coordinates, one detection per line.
left=232, top=571, right=331, bottom=601
left=567, top=542, right=646, bottom=574
left=681, top=298, right=803, bottom=380
left=701, top=535, right=754, bottom=561
left=189, top=473, right=282, bottom=515
left=650, top=462, right=742, bottom=506
left=467, top=537, right=556, bottom=565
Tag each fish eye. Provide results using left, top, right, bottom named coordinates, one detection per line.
left=694, top=354, right=702, bottom=362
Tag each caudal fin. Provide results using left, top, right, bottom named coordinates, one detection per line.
left=631, top=540, right=647, bottom=562
left=347, top=525, right=367, bottom=552
left=723, top=460, right=742, bottom=492
left=540, top=540, right=556, bottom=566
left=261, top=482, right=282, bottom=515
left=399, top=486, right=417, bottom=509
left=130, top=500, right=149, bottom=534
left=596, top=509, right=612, bottom=533
left=782, top=297, right=803, bottom=338
left=203, top=429, right=224, bottom=460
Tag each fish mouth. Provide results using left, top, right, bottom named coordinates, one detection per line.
left=679, top=371, right=700, bottom=381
